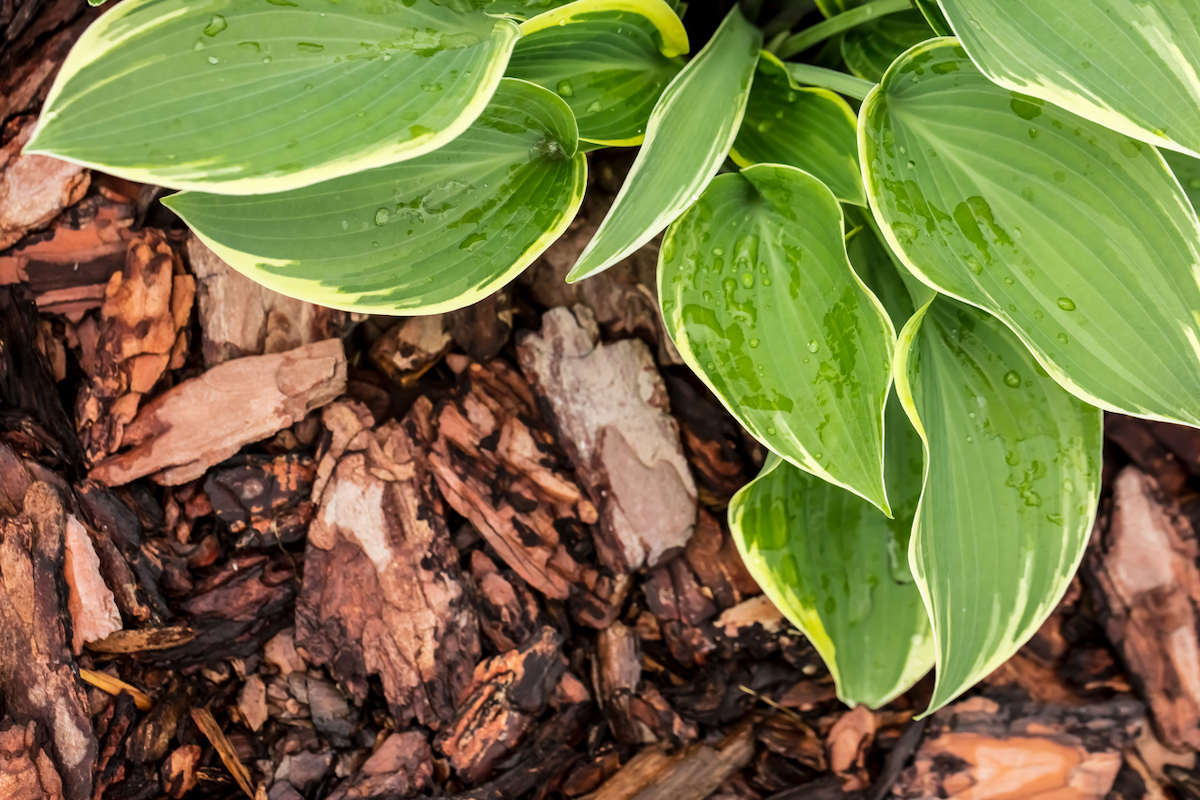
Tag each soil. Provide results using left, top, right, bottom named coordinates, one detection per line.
left=1, top=3, right=1199, bottom=800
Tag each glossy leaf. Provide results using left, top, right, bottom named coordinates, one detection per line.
left=938, top=0, right=1200, bottom=158
left=659, top=164, right=895, bottom=512
left=1166, top=150, right=1200, bottom=216
left=165, top=79, right=585, bottom=315
left=913, top=0, right=951, bottom=36
left=731, top=53, right=864, bottom=206
left=861, top=39, right=1200, bottom=427
left=566, top=5, right=761, bottom=281
left=729, top=398, right=934, bottom=708
left=485, top=0, right=569, bottom=18
left=895, top=297, right=1102, bottom=713
left=505, top=0, right=687, bottom=145
left=27, top=0, right=520, bottom=195
left=841, top=9, right=933, bottom=83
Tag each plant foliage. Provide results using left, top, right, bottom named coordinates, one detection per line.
left=35, top=0, right=1200, bottom=713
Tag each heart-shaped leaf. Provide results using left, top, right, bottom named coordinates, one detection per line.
left=731, top=53, right=864, bottom=206
left=862, top=39, right=1200, bottom=427
left=937, top=0, right=1200, bottom=158
left=729, top=394, right=934, bottom=708
left=166, top=79, right=585, bottom=314
left=659, top=163, right=895, bottom=512
left=28, top=0, right=520, bottom=194
left=505, top=0, right=687, bottom=146
left=566, top=5, right=761, bottom=281
left=895, top=296, right=1102, bottom=713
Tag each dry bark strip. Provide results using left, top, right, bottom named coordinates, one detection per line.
left=90, top=338, right=346, bottom=486
left=0, top=483, right=97, bottom=800
left=582, top=725, right=755, bottom=800
left=296, top=399, right=481, bottom=729
left=0, top=718, right=65, bottom=800
left=1087, top=466, right=1200, bottom=751
left=428, top=357, right=628, bottom=628
left=518, top=306, right=697, bottom=574
left=187, top=234, right=343, bottom=368
left=895, top=695, right=1144, bottom=799
left=0, top=116, right=88, bottom=250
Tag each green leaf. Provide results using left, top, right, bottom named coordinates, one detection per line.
left=566, top=5, right=761, bottom=282
left=731, top=52, right=864, bottom=206
left=659, top=163, right=895, bottom=512
left=841, top=9, right=932, bottom=83
left=861, top=39, right=1200, bottom=427
left=912, top=0, right=951, bottom=36
left=484, top=0, right=568, bottom=18
left=1165, top=149, right=1200, bottom=217
left=937, top=0, right=1200, bottom=158
left=27, top=0, right=520, bottom=195
left=505, top=0, right=687, bottom=146
left=894, top=296, right=1102, bottom=713
left=729, top=395, right=934, bottom=708
left=165, top=78, right=585, bottom=314
left=845, top=205, right=932, bottom=327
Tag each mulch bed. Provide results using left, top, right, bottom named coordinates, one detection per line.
left=2, top=3, right=1200, bottom=800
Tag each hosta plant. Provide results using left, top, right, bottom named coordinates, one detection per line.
left=31, top=0, right=1200, bottom=713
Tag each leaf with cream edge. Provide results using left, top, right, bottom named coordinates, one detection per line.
left=26, top=0, right=519, bottom=195
left=861, top=39, right=1200, bottom=428
left=659, top=163, right=895, bottom=512
left=566, top=5, right=761, bottom=282
left=841, top=9, right=934, bottom=83
left=485, top=0, right=569, bottom=18
left=165, top=79, right=585, bottom=315
left=1165, top=150, right=1200, bottom=215
left=895, top=296, right=1101, bottom=714
left=937, top=0, right=1200, bottom=158
left=913, top=0, right=951, bottom=36
left=731, top=52, right=864, bottom=206
left=505, top=0, right=688, bottom=146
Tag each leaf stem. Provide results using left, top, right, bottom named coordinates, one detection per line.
left=775, top=0, right=912, bottom=59
left=785, top=63, right=875, bottom=100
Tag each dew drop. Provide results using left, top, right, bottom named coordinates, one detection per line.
left=193, top=41, right=204, bottom=51
left=1057, top=332, right=1069, bottom=344
left=1003, top=370, right=1021, bottom=388
left=741, top=273, right=754, bottom=288
left=807, top=340, right=819, bottom=353
left=712, top=247, right=724, bottom=256
left=262, top=56, right=272, bottom=63
left=375, top=208, right=389, bottom=226
left=766, top=426, right=777, bottom=436
left=906, top=160, right=916, bottom=169
left=1057, top=297, right=1076, bottom=311
left=756, top=121, right=771, bottom=133
left=814, top=452, right=824, bottom=460
left=296, top=42, right=324, bottom=53
left=556, top=79, right=574, bottom=97
left=207, top=55, right=219, bottom=64
left=340, top=220, right=348, bottom=230
left=705, top=361, right=715, bottom=370
left=749, top=338, right=760, bottom=348
left=1003, top=276, right=1014, bottom=285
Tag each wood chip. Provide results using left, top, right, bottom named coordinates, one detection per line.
left=238, top=675, right=268, bottom=733
left=78, top=668, right=152, bottom=711
left=191, top=706, right=255, bottom=798
left=327, top=732, right=432, bottom=800
left=581, top=725, right=755, bottom=800
left=161, top=745, right=202, bottom=799
left=85, top=625, right=196, bottom=653
left=62, top=514, right=121, bottom=653
left=1087, top=466, right=1200, bottom=750
left=90, top=338, right=347, bottom=486
left=0, top=116, right=89, bottom=250
left=826, top=706, right=875, bottom=791
left=0, top=718, right=65, bottom=800
left=296, top=399, right=480, bottom=728
left=369, top=315, right=453, bottom=387
left=518, top=306, right=697, bottom=573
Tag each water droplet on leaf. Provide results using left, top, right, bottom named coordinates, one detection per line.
left=1003, top=370, right=1021, bottom=388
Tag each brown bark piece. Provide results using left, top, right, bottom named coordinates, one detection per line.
left=191, top=707, right=255, bottom=798
left=76, top=229, right=194, bottom=462
left=90, top=338, right=346, bottom=486
left=1087, top=466, right=1200, bottom=750
left=684, top=511, right=760, bottom=609
left=0, top=719, right=65, bottom=800
left=826, top=706, right=875, bottom=792
left=368, top=315, right=452, bottom=387
left=428, top=359, right=625, bottom=627
left=204, top=454, right=316, bottom=548
left=188, top=234, right=342, bottom=367
left=0, top=194, right=134, bottom=320
left=296, top=399, right=480, bottom=729
left=326, top=732, right=432, bottom=800
left=895, top=695, right=1144, bottom=800
left=437, top=626, right=565, bottom=783
left=581, top=725, right=755, bottom=800
left=61, top=513, right=120, bottom=653
left=161, top=745, right=202, bottom=799
left=517, top=306, right=696, bottom=573
left=0, top=117, right=88, bottom=250
left=470, top=551, right=543, bottom=652
left=0, top=484, right=97, bottom=800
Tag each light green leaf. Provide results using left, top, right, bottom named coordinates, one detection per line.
left=937, top=0, right=1200, bottom=158
left=566, top=5, right=761, bottom=282
left=27, top=0, right=520, bottom=195
left=895, top=296, right=1102, bottom=714
left=659, top=163, right=895, bottom=512
left=913, top=0, right=951, bottom=36
left=505, top=0, right=687, bottom=146
left=731, top=52, right=864, bottom=206
left=165, top=79, right=585, bottom=315
left=861, top=39, right=1200, bottom=427
left=841, top=9, right=933, bottom=83
left=729, top=395, right=934, bottom=708
left=1165, top=149, right=1200, bottom=217
left=845, top=205, right=936, bottom=317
